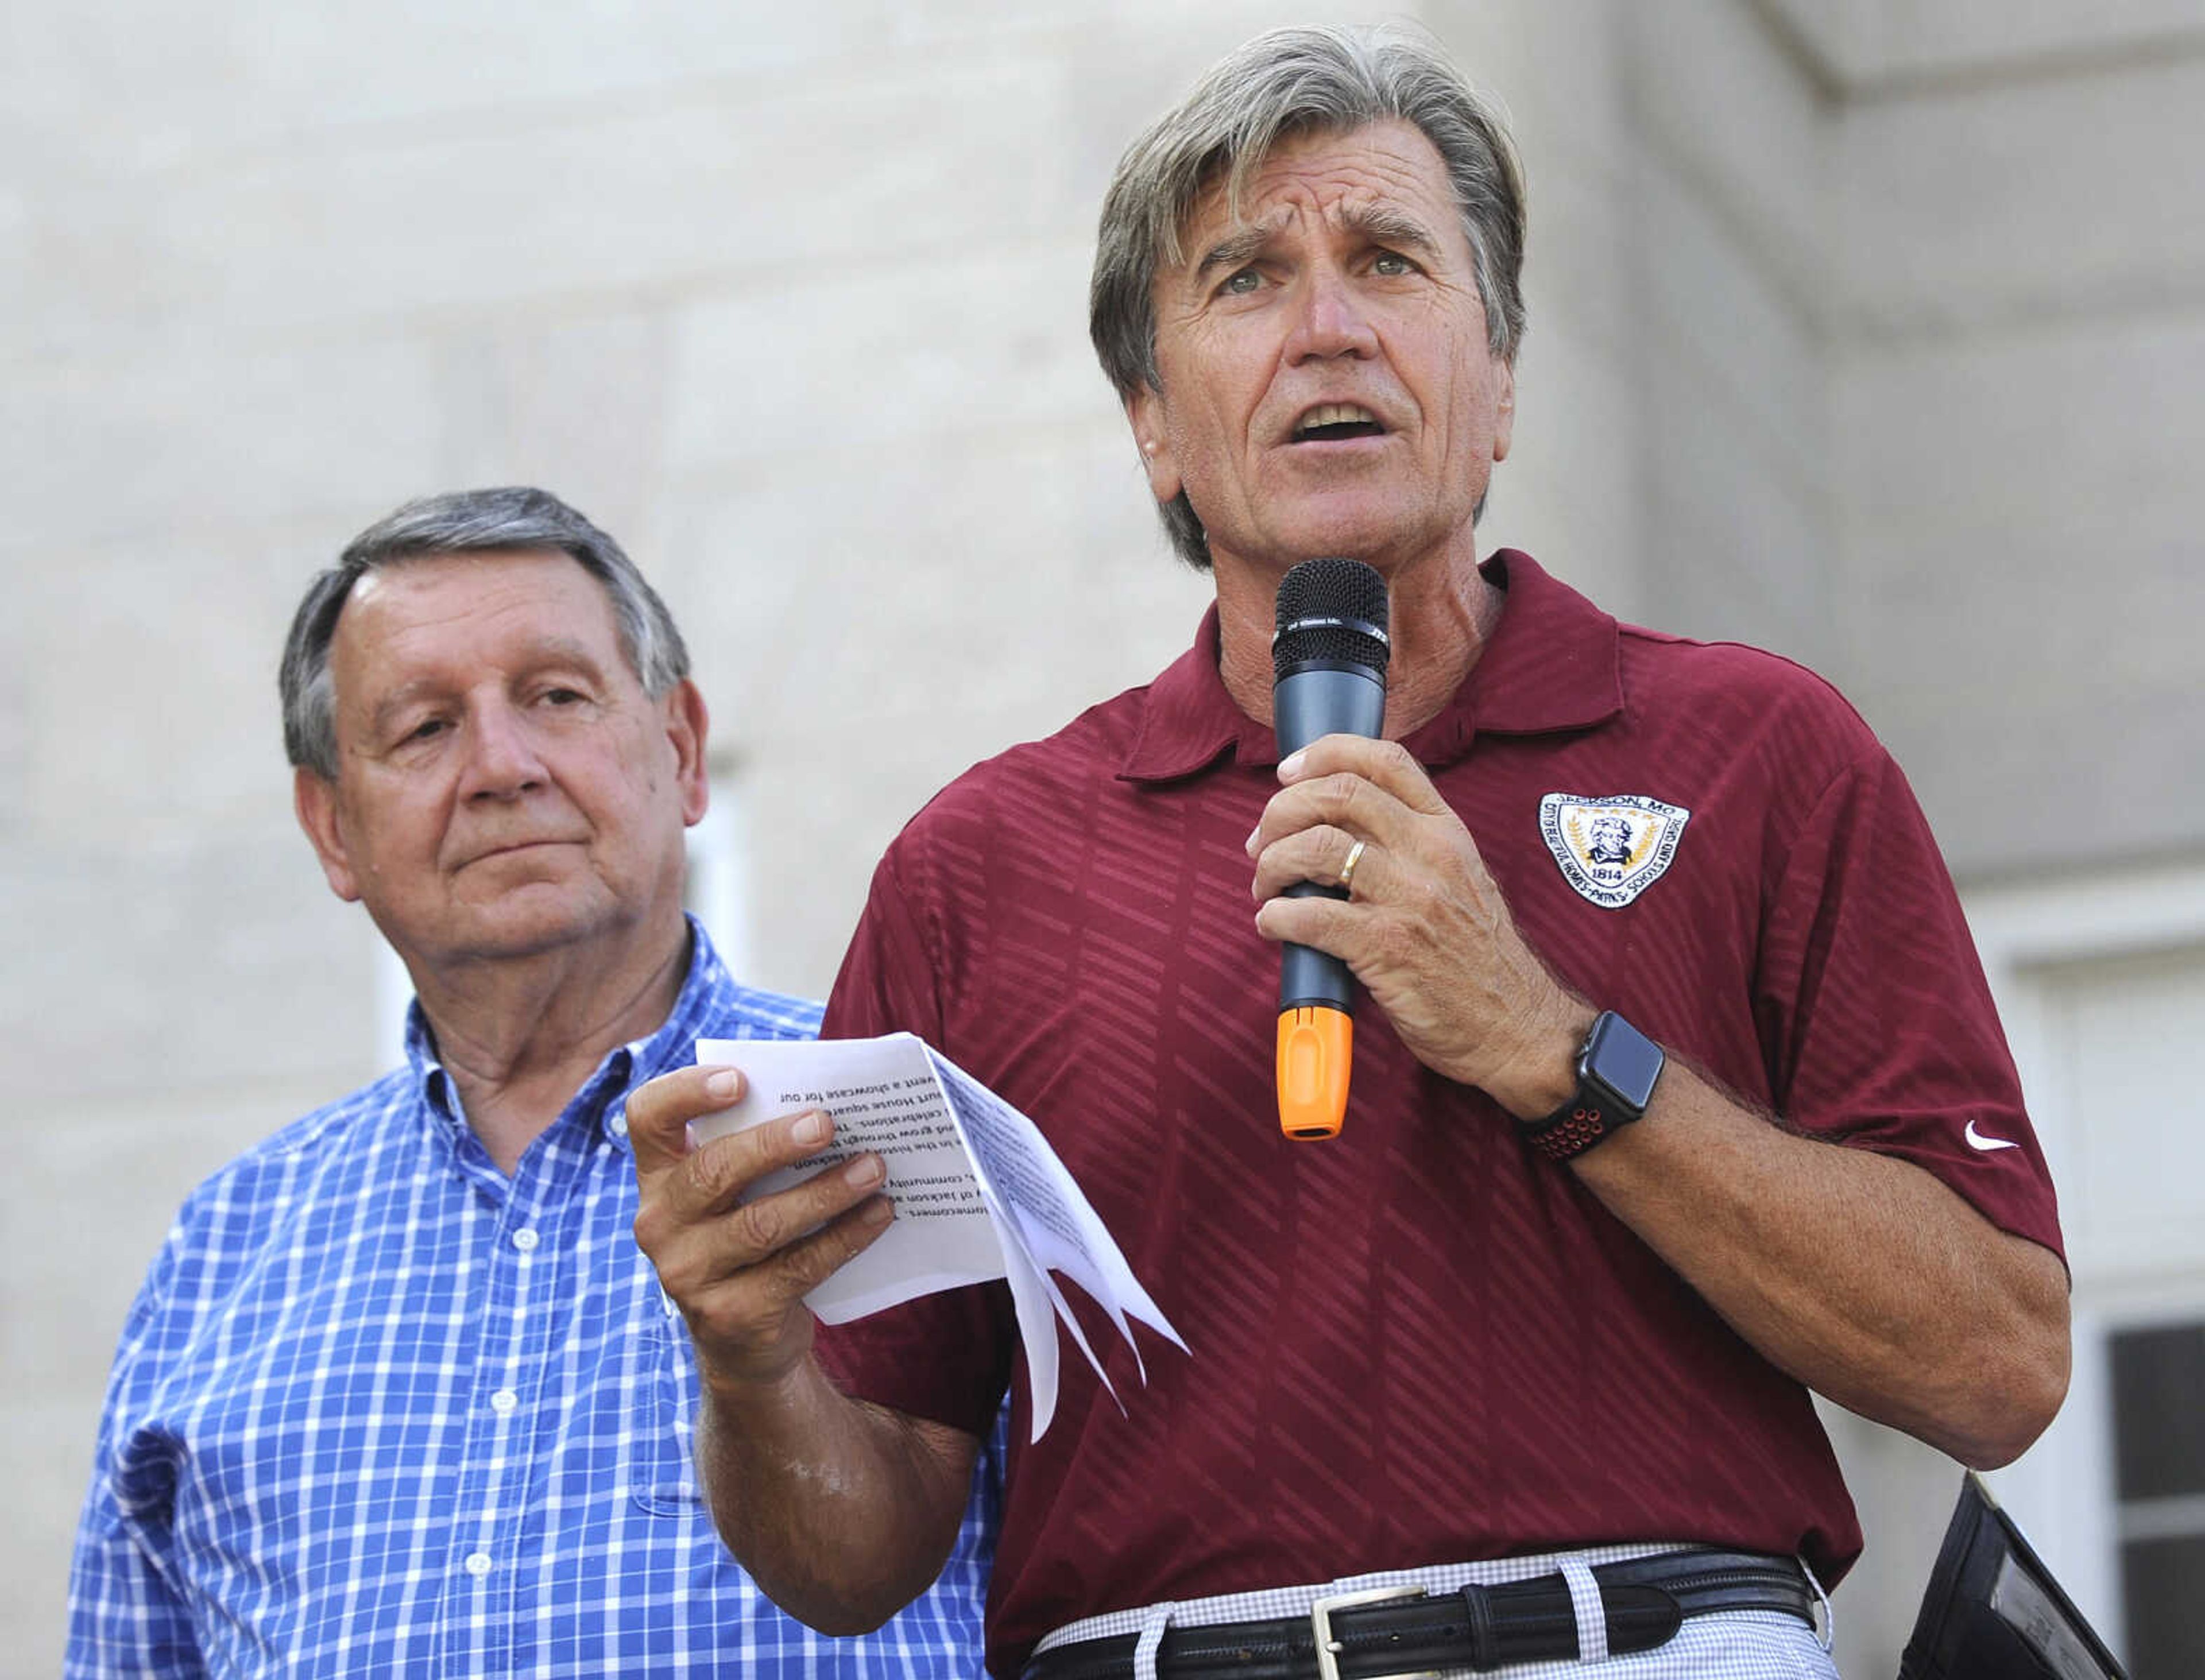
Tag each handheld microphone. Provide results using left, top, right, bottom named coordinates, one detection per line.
left=1270, top=557, right=1390, bottom=1140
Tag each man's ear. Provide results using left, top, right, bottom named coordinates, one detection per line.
left=294, top=767, right=362, bottom=903
left=663, top=679, right=711, bottom=827
left=1125, top=386, right=1183, bottom=504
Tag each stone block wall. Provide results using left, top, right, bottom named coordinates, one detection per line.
left=7, top=1, right=2199, bottom=1671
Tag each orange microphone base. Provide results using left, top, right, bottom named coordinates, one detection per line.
left=1276, top=1005, right=1353, bottom=1140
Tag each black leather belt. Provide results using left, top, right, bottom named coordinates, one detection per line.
left=1022, top=1549, right=1816, bottom=1679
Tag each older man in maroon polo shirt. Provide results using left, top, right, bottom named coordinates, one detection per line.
left=628, top=25, right=2070, bottom=1680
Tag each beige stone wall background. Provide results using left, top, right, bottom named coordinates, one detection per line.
left=6, top=1, right=2202, bottom=1673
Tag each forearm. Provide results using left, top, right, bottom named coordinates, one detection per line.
left=695, top=1353, right=977, bottom=1634
left=1565, top=1055, right=2071, bottom=1468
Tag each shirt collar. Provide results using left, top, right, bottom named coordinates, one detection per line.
left=1117, top=549, right=1623, bottom=784
left=401, top=916, right=735, bottom=1155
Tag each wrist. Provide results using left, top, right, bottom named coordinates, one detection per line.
left=696, top=1332, right=821, bottom=1414
left=1488, top=996, right=1598, bottom=1121
left=1518, top=1009, right=1668, bottom=1163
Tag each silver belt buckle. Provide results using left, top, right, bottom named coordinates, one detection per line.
left=1309, top=1585, right=1437, bottom=1680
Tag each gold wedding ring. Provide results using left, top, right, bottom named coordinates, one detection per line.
left=1339, top=838, right=1367, bottom=897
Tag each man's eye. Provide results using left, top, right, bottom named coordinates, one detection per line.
left=541, top=687, right=586, bottom=707
left=1220, top=268, right=1263, bottom=296
left=1373, top=251, right=1415, bottom=277
left=403, top=718, right=447, bottom=744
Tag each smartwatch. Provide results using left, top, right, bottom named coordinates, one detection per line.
left=1521, top=1010, right=1665, bottom=1163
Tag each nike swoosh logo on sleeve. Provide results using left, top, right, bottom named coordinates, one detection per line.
left=1964, top=1120, right=2020, bottom=1153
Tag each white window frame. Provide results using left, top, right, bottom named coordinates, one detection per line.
left=374, top=932, right=412, bottom=1073
left=684, top=771, right=755, bottom=982
left=1962, top=856, right=2205, bottom=1661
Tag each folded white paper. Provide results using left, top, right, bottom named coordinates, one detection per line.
left=692, top=1032, right=1186, bottom=1439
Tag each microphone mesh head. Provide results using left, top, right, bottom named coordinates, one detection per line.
left=1272, top=558, right=1390, bottom=682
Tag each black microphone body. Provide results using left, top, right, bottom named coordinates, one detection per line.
left=1270, top=558, right=1390, bottom=1138
left=1274, top=665, right=1386, bottom=1012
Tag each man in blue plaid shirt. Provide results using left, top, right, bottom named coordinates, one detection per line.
left=66, top=486, right=998, bottom=1677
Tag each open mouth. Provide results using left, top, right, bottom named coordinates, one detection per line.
left=1291, top=402, right=1386, bottom=443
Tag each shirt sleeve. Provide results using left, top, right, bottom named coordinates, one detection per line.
left=65, top=1260, right=208, bottom=1680
left=815, top=841, right=1020, bottom=1440
left=1755, top=746, right=2065, bottom=1261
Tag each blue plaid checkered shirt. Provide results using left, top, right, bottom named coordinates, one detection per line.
left=67, top=922, right=999, bottom=1677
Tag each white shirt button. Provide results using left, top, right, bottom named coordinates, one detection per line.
left=463, top=1551, right=493, bottom=1577
left=609, top=1110, right=629, bottom=1137
left=512, top=1228, right=539, bottom=1253
left=490, top=1388, right=519, bottom=1415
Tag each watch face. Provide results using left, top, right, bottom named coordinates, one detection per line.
left=1585, top=1012, right=1665, bottom=1113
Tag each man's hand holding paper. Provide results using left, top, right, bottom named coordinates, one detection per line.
left=688, top=1035, right=1013, bottom=1326
left=628, top=1064, right=897, bottom=1392
left=633, top=1034, right=1185, bottom=1441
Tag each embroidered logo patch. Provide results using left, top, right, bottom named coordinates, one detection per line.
left=1538, top=792, right=1692, bottom=909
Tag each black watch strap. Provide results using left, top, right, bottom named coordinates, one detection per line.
left=1520, top=1010, right=1665, bottom=1163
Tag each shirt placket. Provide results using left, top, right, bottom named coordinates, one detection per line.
left=440, top=1152, right=569, bottom=1677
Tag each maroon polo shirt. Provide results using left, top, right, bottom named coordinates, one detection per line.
left=815, top=551, right=2062, bottom=1680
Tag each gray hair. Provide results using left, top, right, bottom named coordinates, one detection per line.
left=279, top=486, right=690, bottom=778
left=1089, top=24, right=1528, bottom=569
